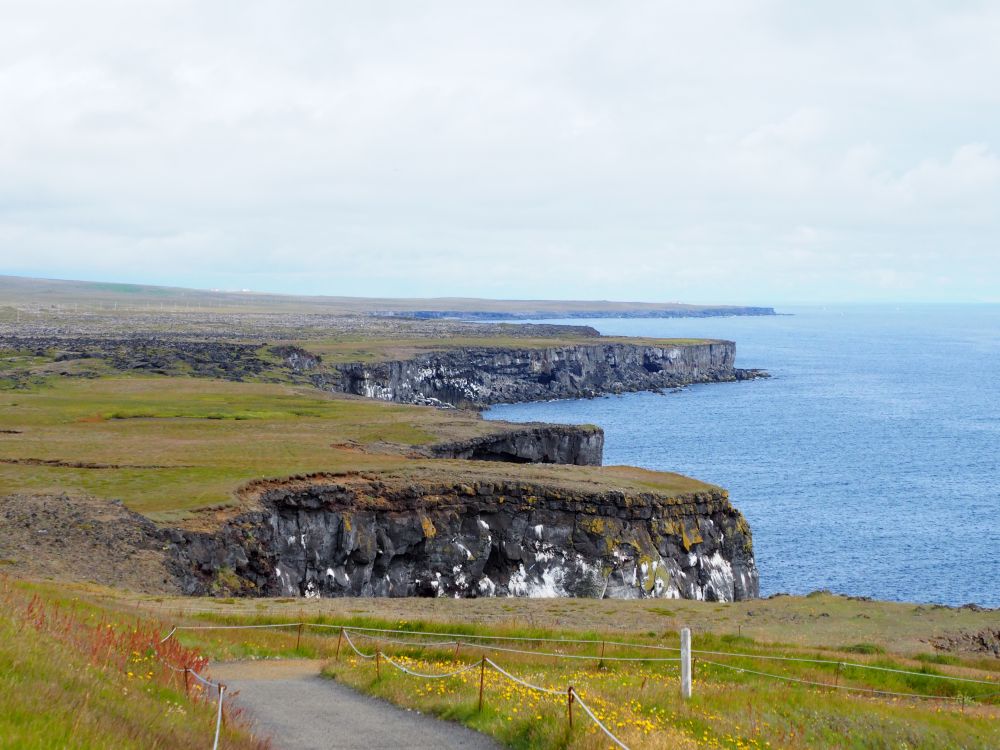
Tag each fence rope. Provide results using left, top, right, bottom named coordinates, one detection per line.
left=699, top=659, right=966, bottom=701
left=159, top=626, right=178, bottom=644
left=692, top=648, right=999, bottom=685
left=350, top=629, right=681, bottom=663
left=160, top=621, right=999, bottom=689
left=483, top=657, right=564, bottom=695
left=211, top=684, right=225, bottom=750
left=341, top=628, right=376, bottom=660
left=307, top=621, right=679, bottom=651
left=350, top=631, right=460, bottom=649
left=380, top=654, right=484, bottom=680
left=168, top=622, right=304, bottom=634
left=569, top=687, right=631, bottom=750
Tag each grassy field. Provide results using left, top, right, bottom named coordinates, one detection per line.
left=13, top=581, right=999, bottom=750
left=0, top=374, right=439, bottom=520
left=0, top=373, right=714, bottom=524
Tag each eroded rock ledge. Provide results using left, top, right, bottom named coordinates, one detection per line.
left=428, top=424, right=604, bottom=466
left=330, top=340, right=765, bottom=408
left=168, top=475, right=759, bottom=602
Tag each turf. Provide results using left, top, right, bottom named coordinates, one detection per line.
left=0, top=374, right=715, bottom=523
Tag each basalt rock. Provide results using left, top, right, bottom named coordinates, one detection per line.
left=329, top=341, right=763, bottom=408
left=429, top=425, right=604, bottom=466
left=167, top=476, right=759, bottom=602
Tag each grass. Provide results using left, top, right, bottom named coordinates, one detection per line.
left=25, top=581, right=999, bottom=750
left=0, top=578, right=266, bottom=749
left=325, top=647, right=998, bottom=750
left=0, top=373, right=716, bottom=523
left=99, top=587, right=1000, bottom=662
left=0, top=375, right=433, bottom=518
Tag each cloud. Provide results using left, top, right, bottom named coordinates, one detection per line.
left=0, top=1, right=998, bottom=303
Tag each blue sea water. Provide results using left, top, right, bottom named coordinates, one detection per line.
left=485, top=306, right=1000, bottom=607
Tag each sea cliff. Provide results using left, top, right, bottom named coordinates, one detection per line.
left=168, top=474, right=759, bottom=602
left=330, top=340, right=764, bottom=408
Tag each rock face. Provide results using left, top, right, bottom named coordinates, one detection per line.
left=168, top=476, right=759, bottom=602
left=331, top=341, right=755, bottom=407
left=1, top=336, right=271, bottom=380
left=429, top=425, right=604, bottom=466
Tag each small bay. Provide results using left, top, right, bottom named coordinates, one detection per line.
left=485, top=305, right=1000, bottom=606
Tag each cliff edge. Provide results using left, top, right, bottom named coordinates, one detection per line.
left=330, top=340, right=766, bottom=408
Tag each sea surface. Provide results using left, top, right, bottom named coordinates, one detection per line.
left=485, top=306, right=1000, bottom=607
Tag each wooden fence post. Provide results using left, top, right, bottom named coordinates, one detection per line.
left=296, top=622, right=303, bottom=651
left=376, top=649, right=381, bottom=680
left=478, top=658, right=486, bottom=712
left=567, top=686, right=574, bottom=728
left=336, top=627, right=344, bottom=661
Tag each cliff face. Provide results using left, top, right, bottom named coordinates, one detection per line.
left=331, top=341, right=747, bottom=407
left=168, top=476, right=759, bottom=603
left=429, top=425, right=604, bottom=466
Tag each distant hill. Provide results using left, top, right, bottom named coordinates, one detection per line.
left=0, top=274, right=774, bottom=319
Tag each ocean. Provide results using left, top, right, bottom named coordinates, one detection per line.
left=485, top=305, right=1000, bottom=607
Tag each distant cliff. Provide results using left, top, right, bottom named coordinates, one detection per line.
left=378, top=307, right=776, bottom=320
left=328, top=341, right=765, bottom=408
left=168, top=474, right=759, bottom=602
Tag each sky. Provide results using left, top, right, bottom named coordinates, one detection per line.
left=1, top=1, right=999, bottom=305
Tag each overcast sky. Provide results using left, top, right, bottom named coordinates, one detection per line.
left=2, top=2, right=998, bottom=304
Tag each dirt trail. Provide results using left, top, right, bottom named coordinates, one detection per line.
left=209, top=659, right=500, bottom=750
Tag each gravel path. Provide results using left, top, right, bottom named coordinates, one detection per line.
left=209, top=660, right=501, bottom=750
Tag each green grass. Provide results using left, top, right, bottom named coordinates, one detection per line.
left=14, top=582, right=1000, bottom=750
left=0, top=373, right=716, bottom=521
left=0, top=375, right=442, bottom=518
left=0, top=579, right=265, bottom=749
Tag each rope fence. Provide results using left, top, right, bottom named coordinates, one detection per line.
left=157, top=617, right=999, bottom=746
left=156, top=647, right=227, bottom=749
left=342, top=627, right=631, bottom=747
left=162, top=619, right=999, bottom=690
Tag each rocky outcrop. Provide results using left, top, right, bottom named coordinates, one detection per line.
left=331, top=341, right=760, bottom=408
left=1, top=336, right=272, bottom=381
left=269, top=345, right=321, bottom=372
left=429, top=425, right=603, bottom=466
left=167, top=475, right=758, bottom=602
left=0, top=493, right=178, bottom=594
